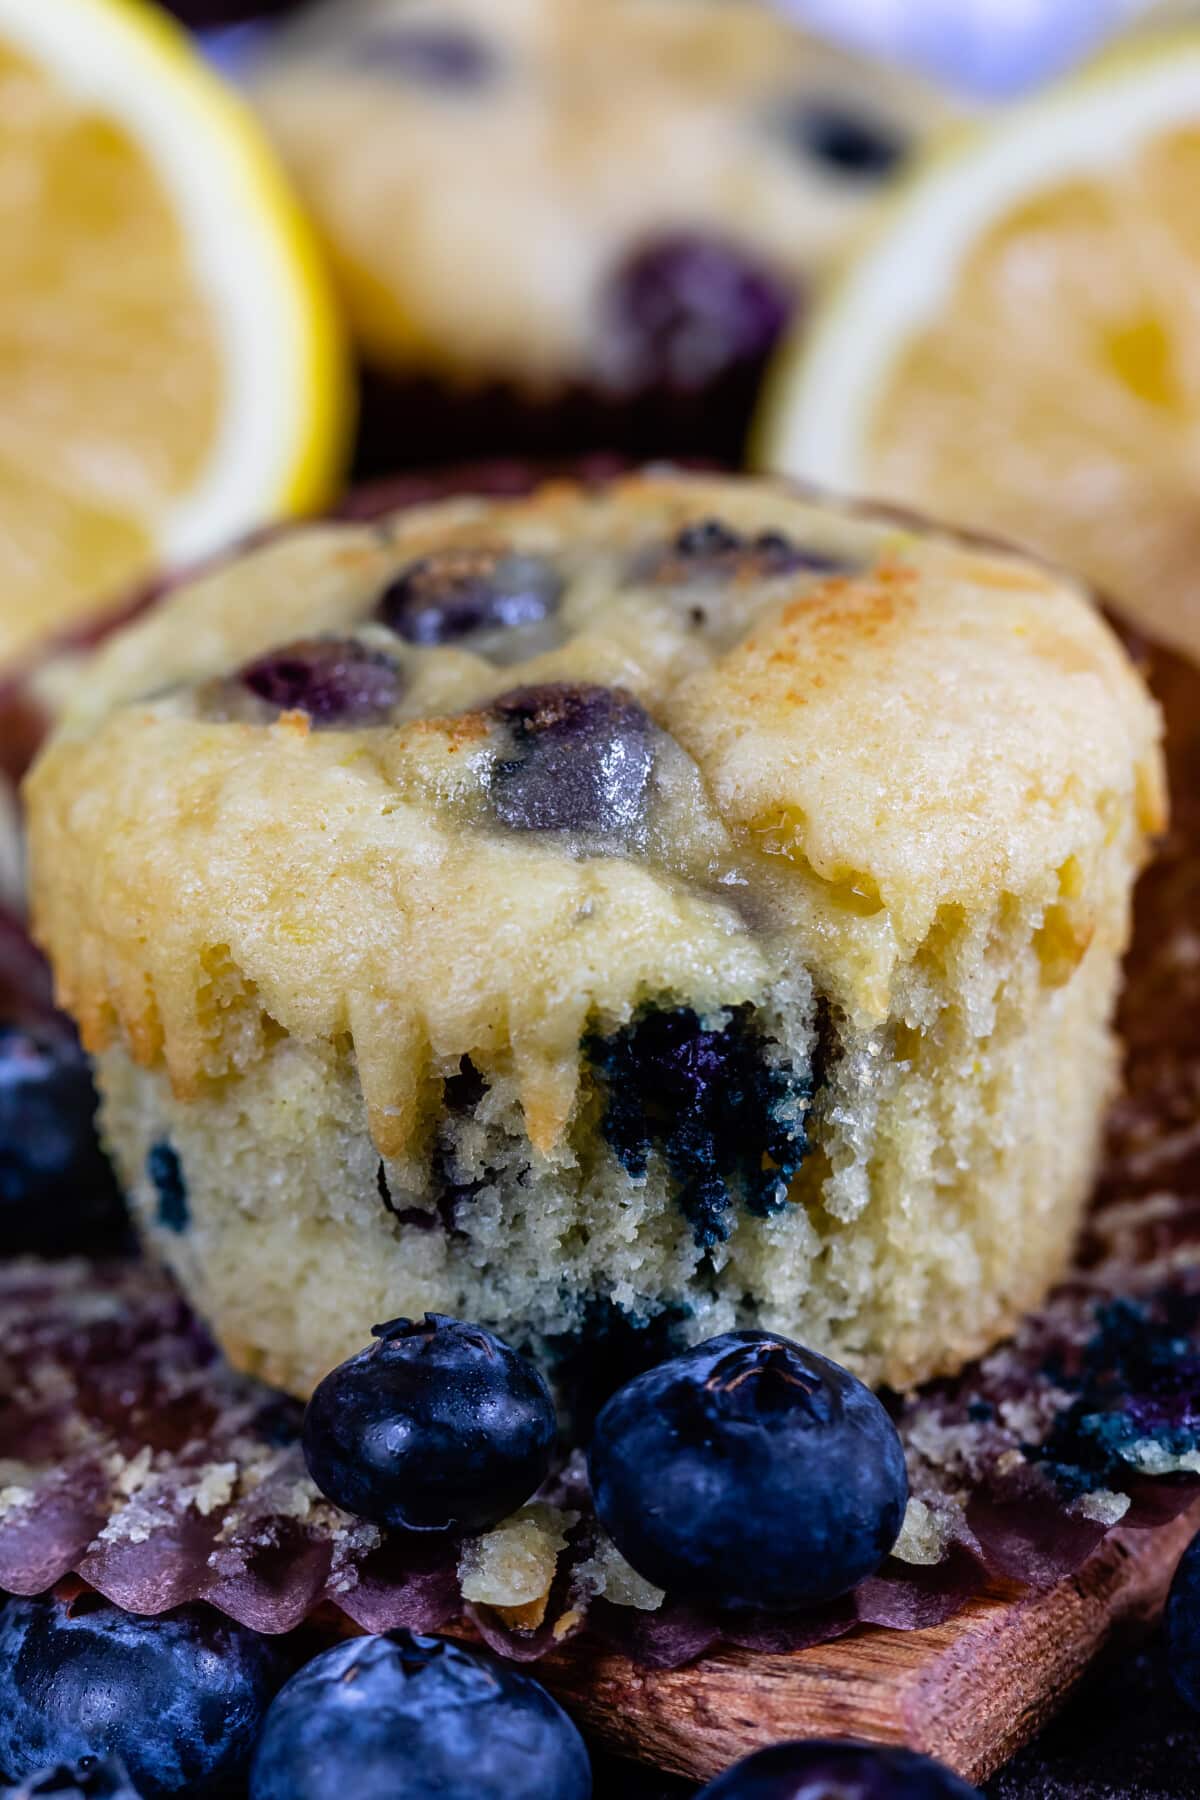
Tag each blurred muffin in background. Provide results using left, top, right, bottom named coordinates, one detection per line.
left=253, top=0, right=951, bottom=470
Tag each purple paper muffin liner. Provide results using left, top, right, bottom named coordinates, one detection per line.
left=0, top=1250, right=1198, bottom=1665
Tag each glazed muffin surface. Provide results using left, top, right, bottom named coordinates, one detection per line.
left=253, top=0, right=945, bottom=459
left=26, top=472, right=1164, bottom=1398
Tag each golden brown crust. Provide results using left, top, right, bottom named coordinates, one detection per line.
left=27, top=470, right=1164, bottom=1159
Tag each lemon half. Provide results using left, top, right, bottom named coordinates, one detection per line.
left=0, top=0, right=349, bottom=669
left=756, top=34, right=1200, bottom=662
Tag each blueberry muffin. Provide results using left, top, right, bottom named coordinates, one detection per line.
left=251, top=0, right=950, bottom=468
left=24, top=471, right=1164, bottom=1398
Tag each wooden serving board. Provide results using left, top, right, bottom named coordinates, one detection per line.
left=519, top=1502, right=1200, bottom=1786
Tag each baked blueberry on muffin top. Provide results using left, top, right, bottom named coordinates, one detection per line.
left=25, top=472, right=1164, bottom=1401
left=251, top=0, right=950, bottom=462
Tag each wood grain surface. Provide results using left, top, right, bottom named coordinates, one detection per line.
left=516, top=1501, right=1200, bottom=1787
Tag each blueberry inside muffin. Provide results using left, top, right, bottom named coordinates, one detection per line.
left=25, top=472, right=1164, bottom=1400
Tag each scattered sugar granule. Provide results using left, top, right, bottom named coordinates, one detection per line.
left=1122, top=1439, right=1200, bottom=1478
left=1076, top=1489, right=1132, bottom=1526
left=890, top=1496, right=954, bottom=1566
left=458, top=1503, right=577, bottom=1627
left=575, top=1532, right=666, bottom=1610
left=114, top=1446, right=154, bottom=1498
left=186, top=1462, right=239, bottom=1517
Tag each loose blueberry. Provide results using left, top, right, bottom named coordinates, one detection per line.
left=146, top=1141, right=188, bottom=1234
left=489, top=682, right=656, bottom=839
left=0, top=1594, right=286, bottom=1799
left=350, top=26, right=497, bottom=88
left=696, top=1741, right=981, bottom=1798
left=249, top=1632, right=591, bottom=1800
left=1166, top=1528, right=1200, bottom=1713
left=238, top=636, right=403, bottom=726
left=0, top=1759, right=143, bottom=1799
left=302, top=1313, right=557, bottom=1533
left=0, top=1021, right=128, bottom=1256
left=600, top=234, right=794, bottom=393
left=588, top=1331, right=908, bottom=1611
left=586, top=1003, right=810, bottom=1248
left=379, top=550, right=563, bottom=647
left=641, top=517, right=850, bottom=588
left=782, top=99, right=909, bottom=179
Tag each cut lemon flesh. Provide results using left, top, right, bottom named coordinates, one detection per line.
left=756, top=35, right=1200, bottom=663
left=0, top=0, right=348, bottom=669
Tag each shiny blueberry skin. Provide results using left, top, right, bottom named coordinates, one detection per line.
left=0, top=1594, right=286, bottom=1799
left=1166, top=1528, right=1200, bottom=1713
left=238, top=636, right=403, bottom=726
left=379, top=549, right=563, bottom=647
left=589, top=1331, right=908, bottom=1611
left=0, top=1759, right=144, bottom=1799
left=302, top=1314, right=557, bottom=1533
left=249, top=1632, right=591, bottom=1800
left=601, top=234, right=794, bottom=394
left=697, top=1741, right=981, bottom=1798
left=489, top=682, right=656, bottom=838
left=0, top=1021, right=127, bottom=1256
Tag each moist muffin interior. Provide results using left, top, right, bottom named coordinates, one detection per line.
left=26, top=473, right=1165, bottom=1400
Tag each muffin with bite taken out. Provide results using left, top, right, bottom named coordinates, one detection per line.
left=25, top=470, right=1164, bottom=1401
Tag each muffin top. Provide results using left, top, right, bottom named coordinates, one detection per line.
left=26, top=471, right=1164, bottom=1156
left=253, top=0, right=949, bottom=390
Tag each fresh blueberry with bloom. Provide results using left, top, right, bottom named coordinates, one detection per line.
left=302, top=1314, right=558, bottom=1533
left=489, top=682, right=657, bottom=839
left=380, top=549, right=563, bottom=647
left=0, top=1021, right=127, bottom=1255
left=588, top=1331, right=908, bottom=1611
left=0, top=1760, right=143, bottom=1799
left=1165, top=1527, right=1200, bottom=1714
left=249, top=1631, right=591, bottom=1800
left=696, top=1740, right=981, bottom=1797
left=0, top=1593, right=285, bottom=1798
